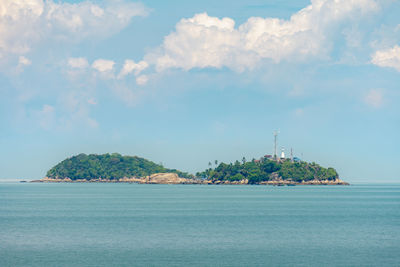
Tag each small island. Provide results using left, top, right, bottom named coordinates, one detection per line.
left=32, top=153, right=349, bottom=185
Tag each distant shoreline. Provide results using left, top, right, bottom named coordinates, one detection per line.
left=44, top=153, right=346, bottom=185
left=31, top=173, right=349, bottom=185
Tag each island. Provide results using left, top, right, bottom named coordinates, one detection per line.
left=31, top=153, right=349, bottom=185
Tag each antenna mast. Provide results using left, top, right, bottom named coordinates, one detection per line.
left=273, top=130, right=279, bottom=160
left=290, top=148, right=293, bottom=162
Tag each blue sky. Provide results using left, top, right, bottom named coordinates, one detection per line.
left=1, top=0, right=399, bottom=183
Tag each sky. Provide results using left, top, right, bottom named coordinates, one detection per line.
left=0, top=0, right=399, bottom=183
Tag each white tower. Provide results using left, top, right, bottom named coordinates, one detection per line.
left=280, top=147, right=285, bottom=159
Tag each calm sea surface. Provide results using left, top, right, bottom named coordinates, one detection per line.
left=0, top=183, right=399, bottom=266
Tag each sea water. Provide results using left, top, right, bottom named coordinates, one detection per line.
left=0, top=183, right=399, bottom=266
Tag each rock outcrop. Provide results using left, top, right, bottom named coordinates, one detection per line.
left=146, top=173, right=188, bottom=184
left=32, top=173, right=201, bottom=184
left=259, top=178, right=349, bottom=185
left=31, top=174, right=349, bottom=185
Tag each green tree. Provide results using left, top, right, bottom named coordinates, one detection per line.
left=46, top=153, right=192, bottom=180
left=198, top=156, right=339, bottom=184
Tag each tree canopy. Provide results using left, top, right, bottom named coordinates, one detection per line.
left=46, top=153, right=192, bottom=180
left=196, top=157, right=339, bottom=184
left=47, top=153, right=339, bottom=184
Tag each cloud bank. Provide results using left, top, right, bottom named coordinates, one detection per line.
left=146, top=0, right=379, bottom=72
left=0, top=0, right=149, bottom=59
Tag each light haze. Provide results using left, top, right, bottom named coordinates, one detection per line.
left=0, top=0, right=399, bottom=183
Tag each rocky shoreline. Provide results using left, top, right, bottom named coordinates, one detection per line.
left=31, top=173, right=349, bottom=185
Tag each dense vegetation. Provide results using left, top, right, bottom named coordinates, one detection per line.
left=47, top=153, right=339, bottom=184
left=196, top=157, right=339, bottom=184
left=46, top=153, right=192, bottom=180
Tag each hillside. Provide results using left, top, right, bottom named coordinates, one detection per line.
left=196, top=157, right=344, bottom=184
left=46, top=153, right=192, bottom=180
left=43, top=153, right=347, bottom=185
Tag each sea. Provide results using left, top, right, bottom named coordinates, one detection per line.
left=0, top=183, right=399, bottom=267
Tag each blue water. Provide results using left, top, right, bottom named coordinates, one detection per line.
left=0, top=183, right=399, bottom=266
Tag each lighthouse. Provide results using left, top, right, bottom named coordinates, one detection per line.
left=280, top=148, right=285, bottom=159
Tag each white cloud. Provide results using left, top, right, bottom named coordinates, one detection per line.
left=18, top=56, right=31, bottom=66
left=90, top=5, right=104, bottom=17
left=92, top=59, right=115, bottom=73
left=15, top=55, right=32, bottom=73
left=136, top=75, right=149, bottom=85
left=150, top=13, right=248, bottom=72
left=148, top=0, right=379, bottom=72
left=68, top=57, right=89, bottom=69
left=364, top=89, right=384, bottom=108
left=118, top=59, right=149, bottom=78
left=371, top=45, right=400, bottom=72
left=0, top=0, right=148, bottom=58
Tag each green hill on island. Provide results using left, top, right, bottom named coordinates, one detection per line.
left=46, top=153, right=192, bottom=180
left=45, top=153, right=343, bottom=185
left=196, top=157, right=339, bottom=184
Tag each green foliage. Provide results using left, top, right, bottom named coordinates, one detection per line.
left=46, top=153, right=192, bottom=180
left=48, top=153, right=339, bottom=183
left=196, top=158, right=339, bottom=184
left=278, top=161, right=338, bottom=182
